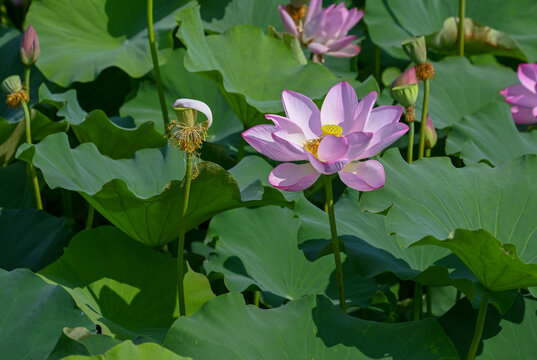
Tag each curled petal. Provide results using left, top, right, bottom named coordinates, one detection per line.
left=174, top=98, right=213, bottom=128
left=269, top=162, right=320, bottom=191
left=320, top=81, right=357, bottom=133
left=242, top=125, right=305, bottom=161
left=308, top=153, right=347, bottom=174
left=326, top=35, right=356, bottom=51
left=501, top=84, right=537, bottom=108
left=362, top=105, right=404, bottom=133
left=338, top=160, right=385, bottom=191
left=279, top=5, right=299, bottom=37
left=511, top=106, right=537, bottom=125
left=358, top=122, right=409, bottom=159
left=308, top=42, right=330, bottom=54
left=518, top=63, right=537, bottom=93
left=325, top=44, right=360, bottom=58
left=282, top=90, right=322, bottom=138
left=317, top=135, right=348, bottom=162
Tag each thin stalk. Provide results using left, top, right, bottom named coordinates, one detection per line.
left=24, top=66, right=30, bottom=93
left=177, top=153, right=193, bottom=316
left=458, top=0, right=465, bottom=56
left=407, top=121, right=414, bottom=163
left=324, top=175, right=346, bottom=311
left=374, top=45, right=381, bottom=83
left=426, top=287, right=432, bottom=317
left=147, top=0, right=169, bottom=126
left=425, top=148, right=431, bottom=157
left=85, top=204, right=95, bottom=230
left=413, top=283, right=422, bottom=321
left=466, top=291, right=489, bottom=360
left=21, top=101, right=42, bottom=210
left=253, top=291, right=260, bottom=307
left=418, top=78, right=430, bottom=159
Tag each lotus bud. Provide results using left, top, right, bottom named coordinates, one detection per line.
left=167, top=99, right=213, bottom=154
left=402, top=36, right=427, bottom=65
left=391, top=66, right=418, bottom=98
left=2, top=75, right=28, bottom=108
left=392, top=84, right=418, bottom=108
left=424, top=115, right=437, bottom=149
left=20, top=25, right=40, bottom=66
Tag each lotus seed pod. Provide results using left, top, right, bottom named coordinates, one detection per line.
left=392, top=84, right=419, bottom=108
left=402, top=36, right=427, bottom=65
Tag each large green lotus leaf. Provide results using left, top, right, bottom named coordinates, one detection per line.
left=0, top=268, right=93, bottom=360
left=0, top=208, right=71, bottom=271
left=204, top=206, right=379, bottom=308
left=63, top=341, right=191, bottom=360
left=446, top=102, right=537, bottom=166
left=26, top=0, right=190, bottom=86
left=439, top=294, right=537, bottom=359
left=48, top=328, right=122, bottom=359
left=360, top=150, right=537, bottom=254
left=413, top=57, right=516, bottom=129
left=40, top=226, right=215, bottom=341
left=120, top=49, right=242, bottom=137
left=365, top=0, right=537, bottom=61
left=176, top=5, right=351, bottom=127
left=164, top=293, right=458, bottom=359
left=0, top=161, right=35, bottom=208
left=413, top=229, right=537, bottom=292
left=17, top=132, right=288, bottom=247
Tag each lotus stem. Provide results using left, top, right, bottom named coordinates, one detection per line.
left=458, top=0, right=465, bottom=56
left=413, top=283, right=422, bottom=321
left=324, top=175, right=346, bottom=311
left=147, top=0, right=169, bottom=127
left=418, top=78, right=430, bottom=159
left=21, top=100, right=42, bottom=210
left=177, top=152, right=193, bottom=316
left=426, top=287, right=432, bottom=317
left=425, top=148, right=431, bottom=157
left=85, top=204, right=95, bottom=229
left=466, top=290, right=489, bottom=360
left=407, top=122, right=414, bottom=163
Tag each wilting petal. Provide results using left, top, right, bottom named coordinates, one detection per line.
left=279, top=5, right=299, bottom=37
left=282, top=90, right=322, bottom=138
left=349, top=91, right=377, bottom=132
left=326, top=43, right=360, bottom=58
left=338, top=8, right=363, bottom=36
left=362, top=105, right=404, bottom=133
left=308, top=153, right=347, bottom=174
left=501, top=84, right=537, bottom=108
left=518, top=63, right=537, bottom=93
left=358, top=122, right=409, bottom=159
left=511, top=106, right=537, bottom=125
left=344, top=131, right=373, bottom=161
left=242, top=125, right=305, bottom=161
left=269, top=162, right=320, bottom=191
left=320, top=81, right=358, bottom=132
left=174, top=98, right=213, bottom=128
left=317, top=135, right=348, bottom=162
left=338, top=160, right=385, bottom=191
left=308, top=42, right=330, bottom=54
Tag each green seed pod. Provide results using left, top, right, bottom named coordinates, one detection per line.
left=402, top=36, right=427, bottom=65
left=392, top=84, right=419, bottom=107
left=1, top=75, right=23, bottom=94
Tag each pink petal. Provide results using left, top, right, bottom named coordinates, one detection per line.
left=501, top=84, right=537, bottom=108
left=518, top=63, right=537, bottom=93
left=242, top=125, right=305, bottom=161
left=338, top=160, right=385, bottom=191
left=308, top=153, right=347, bottom=174
left=362, top=105, right=404, bottom=133
left=174, top=98, right=213, bottom=127
left=344, top=131, right=373, bottom=161
left=271, top=130, right=308, bottom=160
left=305, top=0, right=323, bottom=23
left=282, top=90, right=322, bottom=138
left=279, top=5, right=298, bottom=37
left=308, top=42, right=330, bottom=54
left=349, top=91, right=378, bottom=132
left=269, top=162, right=320, bottom=192
left=265, top=114, right=307, bottom=143
left=317, top=135, right=349, bottom=162
left=338, top=8, right=363, bottom=36
left=511, top=106, right=537, bottom=125
left=327, top=35, right=356, bottom=51
left=391, top=66, right=418, bottom=89
left=326, top=44, right=361, bottom=58
left=320, top=81, right=358, bottom=133
left=358, top=122, right=409, bottom=159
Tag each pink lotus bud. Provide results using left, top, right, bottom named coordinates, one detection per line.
left=391, top=66, right=418, bottom=89
left=424, top=115, right=437, bottom=149
left=20, top=25, right=40, bottom=66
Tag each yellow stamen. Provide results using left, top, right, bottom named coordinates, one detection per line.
left=303, top=138, right=322, bottom=158
left=321, top=124, right=343, bottom=137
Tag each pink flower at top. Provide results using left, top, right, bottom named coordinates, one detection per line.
left=242, top=81, right=408, bottom=192
left=500, top=63, right=537, bottom=125
left=279, top=0, right=363, bottom=58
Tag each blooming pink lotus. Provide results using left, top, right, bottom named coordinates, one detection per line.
left=500, top=63, right=537, bottom=125
left=279, top=0, right=363, bottom=58
left=242, top=81, right=408, bottom=192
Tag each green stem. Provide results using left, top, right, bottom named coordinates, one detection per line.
left=177, top=153, right=193, bottom=316
left=24, top=66, right=30, bottom=93
left=418, top=78, right=430, bottom=159
left=21, top=101, right=42, bottom=210
left=458, top=0, right=465, bottom=56
left=253, top=291, right=260, bottom=307
left=324, top=175, right=346, bottom=312
left=147, top=0, right=169, bottom=127
left=374, top=45, right=381, bottom=83
left=85, top=204, right=95, bottom=230
left=426, top=287, right=432, bottom=317
left=425, top=148, right=431, bottom=157
left=466, top=291, right=489, bottom=360
left=407, top=121, right=414, bottom=164
left=413, top=283, right=422, bottom=321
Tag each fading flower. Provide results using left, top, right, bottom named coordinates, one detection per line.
left=242, top=81, right=408, bottom=192
left=167, top=99, right=212, bottom=154
left=20, top=25, right=40, bottom=66
left=279, top=0, right=363, bottom=59
left=500, top=63, right=537, bottom=125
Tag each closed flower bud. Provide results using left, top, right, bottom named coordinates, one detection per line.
left=392, top=84, right=419, bottom=108
left=402, top=36, right=427, bottom=65
left=20, top=25, right=40, bottom=66
left=424, top=115, right=437, bottom=149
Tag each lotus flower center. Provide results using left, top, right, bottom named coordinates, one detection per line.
left=321, top=124, right=343, bottom=137
left=303, top=138, right=322, bottom=158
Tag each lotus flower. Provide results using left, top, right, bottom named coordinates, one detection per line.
left=500, top=63, right=537, bottom=125
left=242, top=82, right=408, bottom=192
left=279, top=0, right=363, bottom=58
